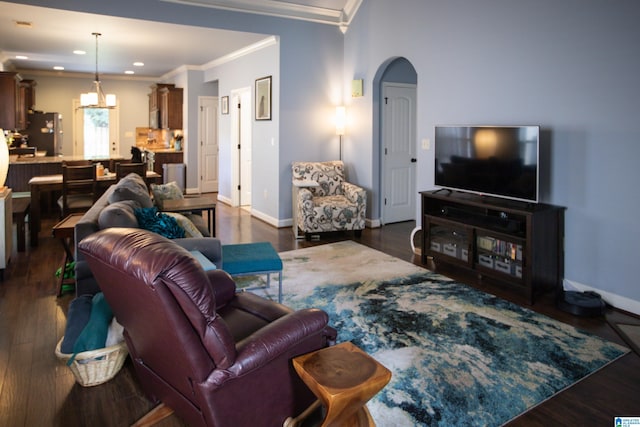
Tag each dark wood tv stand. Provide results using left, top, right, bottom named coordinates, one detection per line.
left=420, top=190, right=565, bottom=304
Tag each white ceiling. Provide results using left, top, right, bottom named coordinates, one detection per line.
left=0, top=0, right=357, bottom=79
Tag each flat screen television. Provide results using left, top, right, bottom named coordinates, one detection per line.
left=434, top=125, right=539, bottom=203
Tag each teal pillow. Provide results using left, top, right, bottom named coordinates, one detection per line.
left=134, top=207, right=186, bottom=239
left=68, top=293, right=114, bottom=365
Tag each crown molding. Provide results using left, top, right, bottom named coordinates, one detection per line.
left=160, top=0, right=362, bottom=29
left=203, top=35, right=278, bottom=69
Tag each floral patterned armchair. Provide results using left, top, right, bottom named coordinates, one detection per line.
left=292, top=161, right=366, bottom=239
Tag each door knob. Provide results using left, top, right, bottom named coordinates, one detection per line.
left=411, top=158, right=417, bottom=163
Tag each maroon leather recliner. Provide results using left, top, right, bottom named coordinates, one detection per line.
left=79, top=228, right=336, bottom=427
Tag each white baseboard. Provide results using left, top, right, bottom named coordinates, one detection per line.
left=216, top=194, right=232, bottom=205
left=367, top=218, right=381, bottom=228
left=564, top=279, right=640, bottom=316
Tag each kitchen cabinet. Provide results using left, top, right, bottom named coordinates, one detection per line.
left=0, top=72, right=22, bottom=130
left=152, top=151, right=183, bottom=178
left=17, top=79, right=36, bottom=129
left=159, top=86, right=183, bottom=130
left=148, top=83, right=174, bottom=128
left=0, top=73, right=35, bottom=131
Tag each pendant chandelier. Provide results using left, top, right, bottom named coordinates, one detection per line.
left=80, top=32, right=116, bottom=108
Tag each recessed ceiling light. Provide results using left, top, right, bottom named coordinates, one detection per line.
left=53, top=66, right=65, bottom=71
left=125, top=70, right=135, bottom=75
left=73, top=50, right=86, bottom=55
left=133, top=62, right=144, bottom=67
left=15, top=55, right=28, bottom=60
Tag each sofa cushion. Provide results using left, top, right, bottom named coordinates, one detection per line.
left=108, top=176, right=153, bottom=208
left=135, top=207, right=186, bottom=239
left=150, top=181, right=183, bottom=203
left=98, top=200, right=140, bottom=229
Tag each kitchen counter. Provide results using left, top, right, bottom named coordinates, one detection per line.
left=9, top=154, right=125, bottom=164
left=144, top=148, right=183, bottom=153
left=7, top=155, right=125, bottom=192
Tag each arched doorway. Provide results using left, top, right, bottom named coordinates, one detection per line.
left=372, top=57, right=418, bottom=225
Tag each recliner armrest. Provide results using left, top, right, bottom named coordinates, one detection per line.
left=206, top=308, right=332, bottom=386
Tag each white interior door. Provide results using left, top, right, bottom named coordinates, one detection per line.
left=72, top=99, right=119, bottom=157
left=230, top=87, right=252, bottom=207
left=199, top=96, right=218, bottom=193
left=381, top=83, right=417, bottom=224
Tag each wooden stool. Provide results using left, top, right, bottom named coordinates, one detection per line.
left=52, top=213, right=84, bottom=296
left=12, top=197, right=30, bottom=252
left=290, top=342, right=392, bottom=427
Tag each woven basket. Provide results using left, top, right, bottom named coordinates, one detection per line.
left=55, top=338, right=129, bottom=387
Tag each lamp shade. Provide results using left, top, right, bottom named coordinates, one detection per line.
left=335, top=106, right=346, bottom=136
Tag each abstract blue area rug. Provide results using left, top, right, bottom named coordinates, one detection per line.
left=240, top=241, right=628, bottom=426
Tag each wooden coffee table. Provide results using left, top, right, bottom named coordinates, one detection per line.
left=290, top=342, right=391, bottom=427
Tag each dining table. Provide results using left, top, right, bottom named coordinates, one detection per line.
left=28, top=171, right=161, bottom=247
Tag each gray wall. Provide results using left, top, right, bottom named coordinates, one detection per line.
left=344, top=0, right=640, bottom=313
left=11, top=0, right=640, bottom=313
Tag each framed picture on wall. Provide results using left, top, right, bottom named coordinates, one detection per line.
left=255, top=76, right=272, bottom=121
left=221, top=96, right=229, bottom=115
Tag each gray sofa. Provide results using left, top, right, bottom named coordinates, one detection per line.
left=74, top=173, right=222, bottom=296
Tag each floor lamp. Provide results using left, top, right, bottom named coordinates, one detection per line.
left=335, top=106, right=346, bottom=160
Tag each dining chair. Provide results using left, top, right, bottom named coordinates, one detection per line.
left=62, top=160, right=93, bottom=166
left=116, top=162, right=147, bottom=183
left=57, top=163, right=97, bottom=218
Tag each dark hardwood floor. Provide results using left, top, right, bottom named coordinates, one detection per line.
left=0, top=196, right=638, bottom=426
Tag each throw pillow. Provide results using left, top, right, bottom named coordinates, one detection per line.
left=60, top=295, right=93, bottom=354
left=69, top=292, right=114, bottom=365
left=108, top=178, right=153, bottom=208
left=164, top=212, right=203, bottom=238
left=98, top=200, right=141, bottom=229
left=150, top=181, right=183, bottom=203
left=134, top=207, right=186, bottom=239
